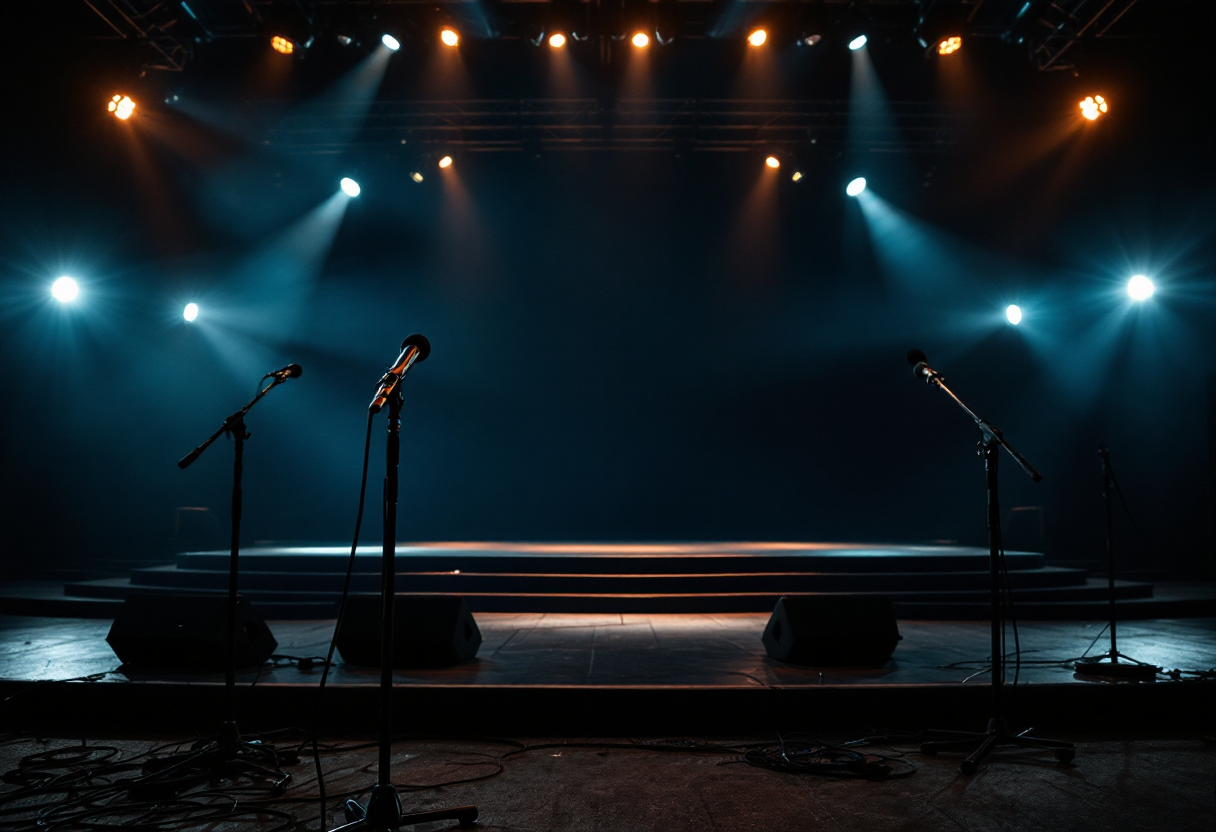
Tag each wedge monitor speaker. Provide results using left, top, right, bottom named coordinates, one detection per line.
left=106, top=592, right=277, bottom=670
left=337, top=594, right=482, bottom=668
left=762, top=595, right=901, bottom=666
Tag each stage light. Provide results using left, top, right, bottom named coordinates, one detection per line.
left=1005, top=304, right=1022, bottom=325
left=381, top=34, right=401, bottom=51
left=440, top=28, right=459, bottom=47
left=438, top=155, right=453, bottom=169
left=800, top=34, right=822, bottom=47
left=748, top=29, right=767, bottom=47
left=938, top=36, right=962, bottom=55
left=1127, top=274, right=1154, bottom=301
left=791, top=171, right=803, bottom=182
left=849, top=34, right=868, bottom=51
left=765, top=156, right=780, bottom=169
left=271, top=36, right=295, bottom=55
left=1080, top=95, right=1108, bottom=121
left=340, top=177, right=361, bottom=197
left=410, top=171, right=424, bottom=183
left=51, top=276, right=79, bottom=303
left=183, top=302, right=199, bottom=322
left=846, top=177, right=867, bottom=196
left=107, top=94, right=135, bottom=120
left=632, top=32, right=650, bottom=48
left=549, top=32, right=567, bottom=49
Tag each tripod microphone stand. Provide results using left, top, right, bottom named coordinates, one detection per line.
left=906, top=350, right=1075, bottom=773
left=332, top=335, right=477, bottom=831
left=157, top=364, right=303, bottom=786
left=1073, top=444, right=1159, bottom=682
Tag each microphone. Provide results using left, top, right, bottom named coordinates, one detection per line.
left=906, top=348, right=939, bottom=383
left=369, top=334, right=431, bottom=414
left=265, top=363, right=303, bottom=381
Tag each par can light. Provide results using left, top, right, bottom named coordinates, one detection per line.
left=381, top=34, right=401, bottom=51
left=849, top=34, right=868, bottom=51
left=340, top=177, right=361, bottom=197
left=846, top=177, right=867, bottom=197
left=1127, top=274, right=1154, bottom=301
left=183, top=303, right=199, bottom=322
left=1005, top=304, right=1023, bottom=326
left=52, top=276, right=80, bottom=303
left=549, top=32, right=567, bottom=49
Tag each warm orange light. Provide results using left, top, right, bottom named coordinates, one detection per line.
left=271, top=35, right=295, bottom=55
left=440, top=28, right=459, bottom=47
left=1080, top=94, right=1108, bottom=121
left=438, top=155, right=453, bottom=169
left=765, top=155, right=780, bottom=169
left=791, top=171, right=803, bottom=182
left=549, top=32, right=567, bottom=49
left=107, top=94, right=135, bottom=120
left=748, top=29, right=768, bottom=47
left=631, top=32, right=650, bottom=48
left=938, top=36, right=962, bottom=55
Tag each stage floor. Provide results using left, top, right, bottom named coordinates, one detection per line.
left=2, top=612, right=1214, bottom=735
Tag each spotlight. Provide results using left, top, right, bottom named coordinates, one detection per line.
left=1127, top=274, right=1154, bottom=301
left=51, top=276, right=79, bottom=303
left=799, top=34, right=822, bottom=47
left=938, top=36, right=962, bottom=55
left=765, top=156, right=780, bottom=169
left=848, top=34, right=868, bottom=51
left=381, top=34, right=401, bottom=51
left=183, top=302, right=199, bottom=322
left=748, top=29, right=767, bottom=47
left=846, top=177, right=867, bottom=197
left=438, top=155, right=453, bottom=169
left=549, top=32, right=567, bottom=49
left=271, top=35, right=295, bottom=55
left=1080, top=95, right=1108, bottom=121
left=410, top=172, right=424, bottom=183
left=631, top=32, right=650, bottom=48
left=340, top=177, right=361, bottom=197
left=1005, top=304, right=1023, bottom=325
left=791, top=171, right=803, bottom=182
left=107, top=94, right=135, bottom=120
left=440, top=28, right=459, bottom=47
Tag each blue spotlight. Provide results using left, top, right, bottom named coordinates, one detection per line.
left=51, top=276, right=79, bottom=303
left=846, top=177, right=867, bottom=197
left=1005, top=304, right=1023, bottom=325
left=340, top=177, right=361, bottom=197
left=848, top=34, right=868, bottom=51
left=1127, top=274, right=1154, bottom=301
left=381, top=34, right=400, bottom=51
left=183, top=302, right=199, bottom=322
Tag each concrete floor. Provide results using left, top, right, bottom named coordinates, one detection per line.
left=1, top=732, right=1212, bottom=830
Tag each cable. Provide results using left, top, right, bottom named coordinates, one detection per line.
left=307, top=409, right=375, bottom=830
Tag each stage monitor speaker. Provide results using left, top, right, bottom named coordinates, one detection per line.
left=106, top=592, right=277, bottom=670
left=337, top=594, right=482, bottom=668
left=762, top=595, right=901, bottom=667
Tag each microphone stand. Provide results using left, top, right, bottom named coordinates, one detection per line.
left=155, top=372, right=297, bottom=787
left=1072, top=444, right=1159, bottom=681
left=913, top=365, right=1075, bottom=773
left=331, top=385, right=477, bottom=831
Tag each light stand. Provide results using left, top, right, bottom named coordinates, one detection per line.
left=162, top=366, right=302, bottom=786
left=908, top=351, right=1075, bottom=773
left=331, top=338, right=477, bottom=831
left=1073, top=444, right=1159, bottom=682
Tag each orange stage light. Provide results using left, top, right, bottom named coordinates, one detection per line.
left=765, top=156, right=780, bottom=169
left=549, top=32, right=567, bottom=49
left=1080, top=95, right=1109, bottom=121
left=631, top=32, right=650, bottom=48
left=938, top=36, right=962, bottom=55
left=440, top=28, right=459, bottom=47
left=748, top=29, right=768, bottom=47
left=438, top=155, right=453, bottom=169
left=107, top=94, right=135, bottom=120
left=271, top=35, right=295, bottom=55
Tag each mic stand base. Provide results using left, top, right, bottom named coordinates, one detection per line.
left=1073, top=652, right=1160, bottom=682
left=330, top=788, right=478, bottom=831
left=138, top=728, right=293, bottom=797
left=922, top=719, right=1076, bottom=775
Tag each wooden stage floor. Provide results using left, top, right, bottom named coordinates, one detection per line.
left=3, top=612, right=1214, bottom=735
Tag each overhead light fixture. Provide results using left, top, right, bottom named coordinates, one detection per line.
left=440, top=28, right=459, bottom=47
left=748, top=29, right=767, bottom=47
left=1080, top=95, right=1109, bottom=121
left=382, top=34, right=401, bottom=51
left=1005, top=304, right=1023, bottom=326
left=340, top=177, right=361, bottom=197
left=765, top=156, right=780, bottom=169
left=938, top=36, right=962, bottom=55
left=107, top=94, right=135, bottom=120
left=631, top=32, right=650, bottom=48
left=438, top=155, right=453, bottom=169
left=1127, top=275, right=1154, bottom=301
left=799, top=34, right=822, bottom=47
left=791, top=171, right=803, bottom=182
left=410, top=172, right=424, bottom=183
left=183, top=302, right=199, bottom=323
left=848, top=34, right=868, bottom=51
left=52, top=276, right=80, bottom=303
left=846, top=177, right=867, bottom=196
left=549, top=32, right=567, bottom=49
left=271, top=36, right=295, bottom=55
